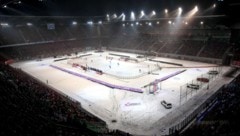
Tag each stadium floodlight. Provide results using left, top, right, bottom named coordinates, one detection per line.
left=131, top=23, right=134, bottom=26
left=156, top=21, right=160, bottom=24
left=140, top=10, right=145, bottom=18
left=1, top=23, right=8, bottom=26
left=27, top=23, right=33, bottom=26
left=0, top=23, right=9, bottom=27
left=185, top=22, right=188, bottom=25
left=200, top=21, right=204, bottom=25
left=122, top=15, right=125, bottom=21
left=184, top=5, right=198, bottom=19
left=18, top=1, right=22, bottom=4
left=152, top=10, right=156, bottom=16
left=98, top=21, right=102, bottom=24
left=213, top=4, right=216, bottom=8
left=131, top=11, right=135, bottom=20
left=87, top=21, right=93, bottom=25
left=194, top=6, right=198, bottom=12
left=148, top=22, right=152, bottom=26
left=113, top=13, right=117, bottom=18
left=3, top=5, right=7, bottom=8
left=120, top=13, right=126, bottom=21
left=165, top=9, right=168, bottom=14
left=136, top=22, right=139, bottom=25
left=168, top=20, right=172, bottom=24
left=72, top=21, right=77, bottom=25
left=178, top=7, right=182, bottom=16
left=106, top=14, right=110, bottom=21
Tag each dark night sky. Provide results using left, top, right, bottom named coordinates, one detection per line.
left=0, top=0, right=232, bottom=16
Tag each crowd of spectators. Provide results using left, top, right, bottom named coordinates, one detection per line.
left=0, top=56, right=113, bottom=135
left=0, top=39, right=100, bottom=60
left=181, top=74, right=240, bottom=136
left=0, top=18, right=231, bottom=60
left=199, top=38, right=230, bottom=59
left=106, top=34, right=229, bottom=59
left=177, top=40, right=205, bottom=56
left=0, top=54, right=132, bottom=135
left=0, top=18, right=231, bottom=59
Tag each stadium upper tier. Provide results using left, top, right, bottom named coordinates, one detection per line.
left=0, top=16, right=231, bottom=60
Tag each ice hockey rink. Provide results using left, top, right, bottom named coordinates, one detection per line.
left=11, top=50, right=232, bottom=135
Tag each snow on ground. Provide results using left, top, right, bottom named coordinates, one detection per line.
left=11, top=50, right=232, bottom=135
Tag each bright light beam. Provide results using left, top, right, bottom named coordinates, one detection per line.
left=113, top=13, right=117, bottom=18
left=131, top=11, right=135, bottom=20
left=119, top=13, right=126, bottom=21
left=152, top=10, right=156, bottom=16
left=122, top=13, right=126, bottom=21
left=185, top=6, right=199, bottom=19
left=194, top=6, right=198, bottom=12
left=178, top=7, right=182, bottom=16
left=213, top=4, right=216, bottom=8
left=106, top=14, right=110, bottom=21
left=165, top=9, right=168, bottom=14
left=140, top=10, right=145, bottom=18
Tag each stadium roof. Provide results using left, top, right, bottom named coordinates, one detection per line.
left=0, top=0, right=239, bottom=24
left=0, top=0, right=232, bottom=16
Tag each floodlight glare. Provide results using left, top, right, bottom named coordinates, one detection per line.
left=87, top=21, right=93, bottom=25
left=152, top=11, right=156, bottom=16
left=165, top=9, right=168, bottom=14
left=195, top=6, right=198, bottom=12
left=178, top=7, right=182, bottom=15
left=131, top=11, right=135, bottom=20
left=0, top=23, right=9, bottom=26
left=72, top=21, right=77, bottom=25
left=122, top=13, right=126, bottom=21
left=106, top=14, right=110, bottom=21
left=213, top=4, right=216, bottom=8
left=136, top=22, right=139, bottom=25
left=113, top=13, right=117, bottom=18
left=168, top=21, right=172, bottom=24
left=156, top=21, right=160, bottom=24
left=140, top=10, right=145, bottom=18
left=200, top=21, right=204, bottom=25
left=27, top=23, right=33, bottom=26
left=148, top=22, right=152, bottom=26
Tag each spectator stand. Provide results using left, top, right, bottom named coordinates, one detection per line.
left=180, top=74, right=240, bottom=136
left=0, top=64, right=105, bottom=135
